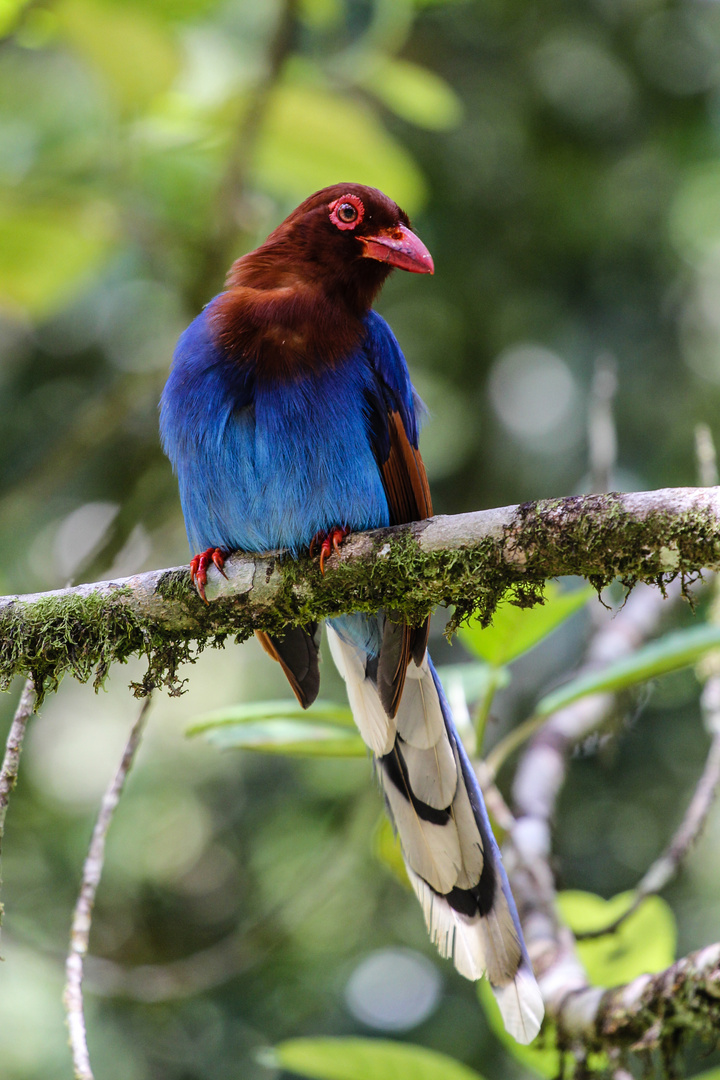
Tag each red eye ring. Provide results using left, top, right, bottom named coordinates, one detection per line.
left=329, top=193, right=365, bottom=231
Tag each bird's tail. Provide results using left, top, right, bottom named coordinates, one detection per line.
left=327, top=618, right=544, bottom=1045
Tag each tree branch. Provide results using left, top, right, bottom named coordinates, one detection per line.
left=0, top=678, right=35, bottom=938
left=64, top=697, right=151, bottom=1080
left=561, top=942, right=720, bottom=1050
left=0, top=679, right=35, bottom=853
left=0, top=487, right=718, bottom=700
left=504, top=578, right=720, bottom=1057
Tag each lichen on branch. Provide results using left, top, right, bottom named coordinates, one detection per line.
left=0, top=486, right=718, bottom=702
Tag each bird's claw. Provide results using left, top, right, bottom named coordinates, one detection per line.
left=190, top=547, right=227, bottom=603
left=310, top=526, right=350, bottom=574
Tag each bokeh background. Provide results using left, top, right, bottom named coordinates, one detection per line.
left=2, top=0, right=720, bottom=1076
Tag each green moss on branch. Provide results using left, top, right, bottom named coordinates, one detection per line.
left=1, top=488, right=718, bottom=701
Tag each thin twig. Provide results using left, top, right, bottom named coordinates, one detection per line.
left=0, top=678, right=35, bottom=855
left=695, top=423, right=719, bottom=489
left=588, top=353, right=618, bottom=495
left=484, top=709, right=546, bottom=780
left=64, top=697, right=151, bottom=1080
left=577, top=430, right=720, bottom=941
left=0, top=678, right=36, bottom=941
left=577, top=674, right=720, bottom=941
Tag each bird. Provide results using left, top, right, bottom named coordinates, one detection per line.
left=160, top=183, right=544, bottom=1044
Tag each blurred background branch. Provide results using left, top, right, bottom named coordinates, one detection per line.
left=0, top=678, right=35, bottom=901
left=64, top=696, right=151, bottom=1080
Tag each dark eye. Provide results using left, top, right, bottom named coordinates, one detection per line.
left=329, top=194, right=365, bottom=230
left=336, top=202, right=358, bottom=224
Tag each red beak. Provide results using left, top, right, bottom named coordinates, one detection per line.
left=359, top=222, right=434, bottom=275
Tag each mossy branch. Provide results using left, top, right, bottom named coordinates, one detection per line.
left=1, top=486, right=718, bottom=701
left=558, top=943, right=720, bottom=1052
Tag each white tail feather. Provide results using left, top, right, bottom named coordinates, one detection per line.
left=328, top=623, right=544, bottom=1045
left=409, top=866, right=542, bottom=1044
left=447, top=747, right=485, bottom=888
left=492, top=965, right=544, bottom=1045
left=395, top=658, right=445, bottom=749
left=399, top=738, right=457, bottom=809
left=326, top=626, right=395, bottom=755
left=480, top=902, right=521, bottom=987
left=380, top=772, right=462, bottom=892
left=407, top=867, right=487, bottom=980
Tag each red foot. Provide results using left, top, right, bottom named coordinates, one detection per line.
left=309, top=526, right=350, bottom=575
left=190, top=547, right=227, bottom=603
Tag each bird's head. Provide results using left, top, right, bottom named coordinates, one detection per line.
left=281, top=182, right=433, bottom=276
left=231, top=184, right=433, bottom=308
left=216, top=185, right=433, bottom=369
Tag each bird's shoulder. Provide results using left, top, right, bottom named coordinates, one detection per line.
left=160, top=304, right=254, bottom=443
left=362, top=310, right=426, bottom=451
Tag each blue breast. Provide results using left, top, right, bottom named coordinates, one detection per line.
left=160, top=306, right=391, bottom=555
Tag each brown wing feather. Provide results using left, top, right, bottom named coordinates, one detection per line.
left=256, top=626, right=321, bottom=709
left=377, top=412, right=433, bottom=717
left=380, top=412, right=433, bottom=523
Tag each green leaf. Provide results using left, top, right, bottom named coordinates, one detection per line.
left=56, top=0, right=180, bottom=111
left=479, top=981, right=607, bottom=1078
left=254, top=82, right=427, bottom=213
left=374, top=814, right=409, bottom=887
left=299, top=0, right=343, bottom=29
left=459, top=583, right=593, bottom=667
left=192, top=719, right=365, bottom=757
left=187, top=700, right=365, bottom=757
left=536, top=622, right=720, bottom=718
left=0, top=0, right=34, bottom=37
left=188, top=699, right=355, bottom=733
left=558, top=891, right=676, bottom=986
left=267, top=1037, right=486, bottom=1080
left=101, top=0, right=220, bottom=22
left=0, top=197, right=112, bottom=316
left=363, top=57, right=463, bottom=131
left=671, top=162, right=720, bottom=261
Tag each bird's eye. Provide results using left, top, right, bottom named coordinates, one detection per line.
left=337, top=202, right=357, bottom=223
left=329, top=193, right=365, bottom=231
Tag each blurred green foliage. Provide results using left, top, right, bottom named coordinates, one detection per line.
left=480, top=890, right=676, bottom=1078
left=270, top=1036, right=486, bottom=1079
left=558, top=889, right=677, bottom=984
left=459, top=583, right=595, bottom=669
left=2, top=0, right=720, bottom=1077
left=189, top=700, right=366, bottom=756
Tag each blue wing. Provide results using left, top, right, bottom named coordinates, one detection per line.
left=362, top=311, right=432, bottom=526
left=334, top=311, right=433, bottom=714
left=160, top=304, right=399, bottom=557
